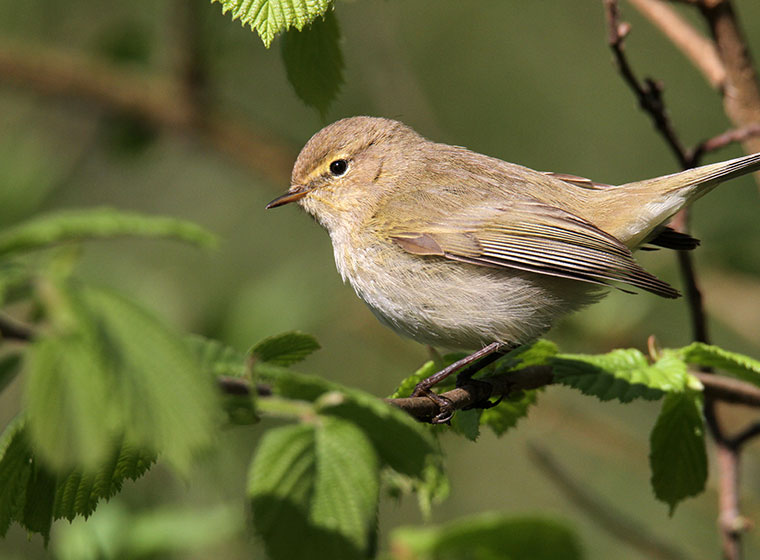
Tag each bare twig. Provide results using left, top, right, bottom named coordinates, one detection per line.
left=629, top=0, right=726, bottom=88
left=605, top=0, right=689, bottom=167
left=604, top=3, right=760, bottom=557
left=528, top=444, right=690, bottom=560
left=699, top=0, right=760, bottom=156
left=0, top=315, right=33, bottom=342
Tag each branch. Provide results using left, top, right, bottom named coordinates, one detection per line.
left=699, top=0, right=760, bottom=155
left=216, top=366, right=760, bottom=420
left=0, top=39, right=295, bottom=185
left=604, top=0, right=689, bottom=167
left=528, top=443, right=690, bottom=560
left=628, top=0, right=726, bottom=88
left=0, top=315, right=34, bottom=342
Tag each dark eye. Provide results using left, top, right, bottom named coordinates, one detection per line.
left=329, top=159, right=348, bottom=176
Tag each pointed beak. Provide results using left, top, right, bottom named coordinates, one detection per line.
left=265, top=185, right=311, bottom=209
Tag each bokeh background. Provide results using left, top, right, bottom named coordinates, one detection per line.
left=2, top=1, right=760, bottom=558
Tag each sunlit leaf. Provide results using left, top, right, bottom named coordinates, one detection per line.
left=251, top=331, right=320, bottom=366
left=552, top=348, right=686, bottom=402
left=680, top=342, right=760, bottom=386
left=212, top=0, right=333, bottom=48
left=0, top=208, right=217, bottom=257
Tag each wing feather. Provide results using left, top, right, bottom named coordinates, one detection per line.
left=385, top=193, right=679, bottom=298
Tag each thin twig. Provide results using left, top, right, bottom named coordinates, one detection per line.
left=528, top=443, right=690, bottom=560
left=629, top=0, right=726, bottom=88
left=0, top=315, right=34, bottom=342
left=605, top=0, right=690, bottom=167
left=604, top=3, right=759, bottom=557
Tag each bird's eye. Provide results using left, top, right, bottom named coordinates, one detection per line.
left=329, top=159, right=349, bottom=176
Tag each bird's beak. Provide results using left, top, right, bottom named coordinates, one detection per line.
left=265, top=185, right=311, bottom=209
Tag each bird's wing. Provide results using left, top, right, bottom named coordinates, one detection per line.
left=383, top=191, right=679, bottom=298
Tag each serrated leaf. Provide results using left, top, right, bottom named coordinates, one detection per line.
left=251, top=331, right=320, bottom=366
left=391, top=513, right=583, bottom=560
left=0, top=208, right=217, bottom=257
left=53, top=440, right=156, bottom=521
left=281, top=10, right=343, bottom=117
left=213, top=0, right=333, bottom=48
left=551, top=348, right=686, bottom=402
left=26, top=334, right=119, bottom=470
left=257, top=365, right=437, bottom=479
left=505, top=339, right=559, bottom=368
left=649, top=391, right=707, bottom=514
left=27, top=280, right=217, bottom=473
left=80, top=285, right=218, bottom=473
left=187, top=334, right=247, bottom=378
left=248, top=418, right=379, bottom=559
left=317, top=390, right=437, bottom=478
left=481, top=389, right=539, bottom=437
left=0, top=417, right=32, bottom=537
left=680, top=342, right=760, bottom=386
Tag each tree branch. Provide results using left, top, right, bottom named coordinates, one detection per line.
left=0, top=315, right=34, bottom=342
left=528, top=443, right=690, bottom=560
left=0, top=39, right=295, bottom=185
left=629, top=0, right=726, bottom=88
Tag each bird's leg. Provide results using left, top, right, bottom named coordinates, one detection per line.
left=411, top=342, right=509, bottom=423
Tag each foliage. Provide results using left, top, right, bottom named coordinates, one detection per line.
left=212, top=0, right=334, bottom=48
left=2, top=3, right=760, bottom=559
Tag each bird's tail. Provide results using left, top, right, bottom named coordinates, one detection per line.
left=614, top=152, right=760, bottom=247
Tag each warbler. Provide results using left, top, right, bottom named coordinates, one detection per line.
left=267, top=116, right=760, bottom=417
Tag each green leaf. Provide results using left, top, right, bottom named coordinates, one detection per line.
left=680, top=342, right=760, bottom=386
left=481, top=389, right=539, bottom=437
left=79, top=285, right=218, bottom=473
left=26, top=334, right=119, bottom=470
left=0, top=417, right=32, bottom=537
left=53, top=502, right=242, bottom=560
left=257, top=365, right=437, bottom=480
left=281, top=10, right=344, bottom=117
left=248, top=418, right=379, bottom=559
left=391, top=513, right=583, bottom=560
left=390, top=351, right=469, bottom=399
left=450, top=409, right=481, bottom=441
left=316, top=389, right=437, bottom=478
left=551, top=348, right=686, bottom=402
left=53, top=439, right=156, bottom=521
left=0, top=418, right=156, bottom=540
left=212, top=0, right=333, bottom=48
left=0, top=208, right=217, bottom=257
left=251, top=331, right=320, bottom=366
left=188, top=334, right=247, bottom=378
left=649, top=391, right=707, bottom=514
left=26, top=281, right=217, bottom=473
left=505, top=339, right=559, bottom=368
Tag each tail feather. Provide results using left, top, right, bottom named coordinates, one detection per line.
left=623, top=152, right=760, bottom=201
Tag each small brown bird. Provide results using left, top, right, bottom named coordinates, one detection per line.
left=268, top=117, right=760, bottom=419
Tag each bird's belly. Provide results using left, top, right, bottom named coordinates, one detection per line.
left=338, top=245, right=602, bottom=350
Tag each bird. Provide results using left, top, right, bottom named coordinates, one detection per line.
left=267, top=116, right=760, bottom=421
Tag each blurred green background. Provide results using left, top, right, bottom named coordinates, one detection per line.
left=1, top=0, right=760, bottom=558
